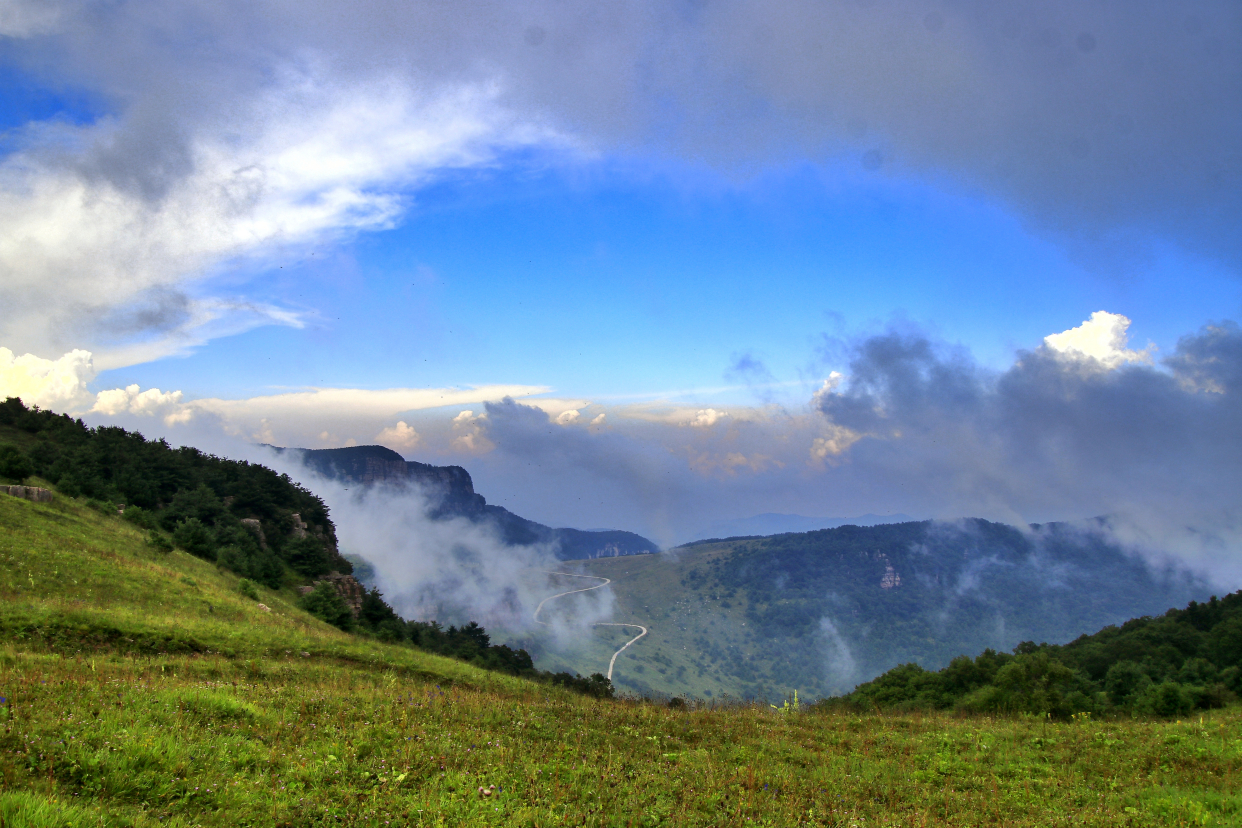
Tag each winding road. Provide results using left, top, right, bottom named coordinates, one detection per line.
left=533, top=572, right=648, bottom=681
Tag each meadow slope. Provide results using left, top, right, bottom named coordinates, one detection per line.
left=2, top=490, right=1242, bottom=826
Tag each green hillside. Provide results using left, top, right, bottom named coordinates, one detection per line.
left=535, top=522, right=1209, bottom=702
left=2, top=425, right=1241, bottom=824
left=837, top=591, right=1242, bottom=717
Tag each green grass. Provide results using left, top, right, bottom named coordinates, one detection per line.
left=3, top=489, right=1242, bottom=826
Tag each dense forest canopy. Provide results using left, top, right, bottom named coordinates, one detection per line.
left=832, top=591, right=1242, bottom=718
left=0, top=397, right=612, bottom=697
left=0, top=397, right=349, bottom=587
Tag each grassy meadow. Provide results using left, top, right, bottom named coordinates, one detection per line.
left=3, top=489, right=1242, bottom=826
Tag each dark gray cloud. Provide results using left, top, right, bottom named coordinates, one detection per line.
left=5, top=0, right=1241, bottom=269
left=455, top=320, right=1242, bottom=585
left=816, top=320, right=1242, bottom=581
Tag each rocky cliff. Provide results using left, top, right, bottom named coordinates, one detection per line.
left=287, top=445, right=658, bottom=560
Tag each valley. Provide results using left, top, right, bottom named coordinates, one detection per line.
left=516, top=522, right=1213, bottom=702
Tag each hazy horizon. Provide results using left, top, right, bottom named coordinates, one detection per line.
left=1, top=0, right=1240, bottom=579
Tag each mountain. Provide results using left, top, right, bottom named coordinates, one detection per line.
left=527, top=519, right=1210, bottom=702
left=838, top=591, right=1242, bottom=717
left=690, top=512, right=915, bottom=542
left=4, top=463, right=1225, bottom=826
left=287, top=444, right=659, bottom=560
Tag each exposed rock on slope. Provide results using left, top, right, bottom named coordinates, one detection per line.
left=286, top=445, right=658, bottom=560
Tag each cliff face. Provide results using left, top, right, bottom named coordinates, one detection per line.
left=290, top=444, right=658, bottom=560
left=293, top=446, right=484, bottom=513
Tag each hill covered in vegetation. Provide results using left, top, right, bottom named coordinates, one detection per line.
left=542, top=519, right=1209, bottom=701
left=0, top=397, right=612, bottom=698
left=1, top=474, right=1240, bottom=826
left=0, top=397, right=349, bottom=588
left=834, top=590, right=1242, bottom=718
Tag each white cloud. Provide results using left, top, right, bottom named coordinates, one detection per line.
left=591, top=412, right=606, bottom=425
left=91, top=384, right=190, bottom=425
left=555, top=409, right=581, bottom=425
left=811, top=372, right=845, bottom=408
left=0, top=0, right=63, bottom=37
left=190, top=384, right=547, bottom=448
left=0, top=69, right=563, bottom=360
left=377, top=420, right=421, bottom=451
left=1044, top=311, right=1153, bottom=370
left=0, top=347, right=96, bottom=411
left=451, top=410, right=493, bottom=453
left=690, top=408, right=727, bottom=428
left=810, top=425, right=863, bottom=465
left=91, top=299, right=307, bottom=371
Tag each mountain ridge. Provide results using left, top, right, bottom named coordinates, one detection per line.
left=284, top=444, right=659, bottom=560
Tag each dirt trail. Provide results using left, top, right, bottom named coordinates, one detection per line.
left=534, top=572, right=648, bottom=682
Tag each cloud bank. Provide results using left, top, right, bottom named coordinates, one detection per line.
left=3, top=311, right=1240, bottom=585
left=1, top=0, right=1239, bottom=360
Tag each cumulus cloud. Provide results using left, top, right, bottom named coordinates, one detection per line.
left=190, top=383, right=548, bottom=447
left=690, top=409, right=727, bottom=428
left=376, top=421, right=421, bottom=451
left=91, top=384, right=191, bottom=425
left=1044, top=311, right=1153, bottom=369
left=0, top=347, right=95, bottom=411
left=451, top=410, right=493, bottom=454
left=815, top=315, right=1242, bottom=584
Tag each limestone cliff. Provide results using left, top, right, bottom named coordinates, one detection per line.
left=287, top=444, right=658, bottom=560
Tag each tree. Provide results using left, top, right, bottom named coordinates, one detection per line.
left=299, top=582, right=354, bottom=631
left=0, top=445, right=33, bottom=481
left=173, top=518, right=216, bottom=560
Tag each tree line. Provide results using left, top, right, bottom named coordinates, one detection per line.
left=828, top=591, right=1242, bottom=718
left=1, top=397, right=612, bottom=699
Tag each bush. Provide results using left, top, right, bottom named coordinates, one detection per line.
left=1137, top=681, right=1195, bottom=718
left=121, top=505, right=159, bottom=530
left=147, top=532, right=174, bottom=554
left=238, top=579, right=260, bottom=601
left=173, top=518, right=216, bottom=560
left=0, top=445, right=33, bottom=481
left=299, top=582, right=354, bottom=631
left=285, top=535, right=333, bottom=578
left=1105, top=661, right=1153, bottom=706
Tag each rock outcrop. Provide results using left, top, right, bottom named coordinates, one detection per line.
left=299, top=571, right=366, bottom=617
left=1, top=485, right=53, bottom=503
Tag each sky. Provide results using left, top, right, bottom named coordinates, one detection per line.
left=1, top=0, right=1241, bottom=561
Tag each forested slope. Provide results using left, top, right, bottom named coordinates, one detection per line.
left=836, top=591, right=1242, bottom=717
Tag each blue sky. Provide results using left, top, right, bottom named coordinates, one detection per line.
left=1, top=0, right=1241, bottom=553
left=95, top=158, right=1241, bottom=404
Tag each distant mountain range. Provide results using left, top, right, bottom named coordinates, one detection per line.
left=689, top=512, right=916, bottom=543
left=282, top=445, right=659, bottom=560
left=534, top=518, right=1210, bottom=701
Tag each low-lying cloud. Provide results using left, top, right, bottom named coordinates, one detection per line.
left=4, top=310, right=1240, bottom=586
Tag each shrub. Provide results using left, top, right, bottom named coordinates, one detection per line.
left=238, top=579, right=260, bottom=601
left=285, top=535, right=333, bottom=578
left=1137, top=681, right=1195, bottom=718
left=147, top=532, right=174, bottom=554
left=172, top=518, right=216, bottom=560
left=121, top=505, right=159, bottom=530
left=0, top=445, right=33, bottom=481
left=299, top=582, right=354, bottom=631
